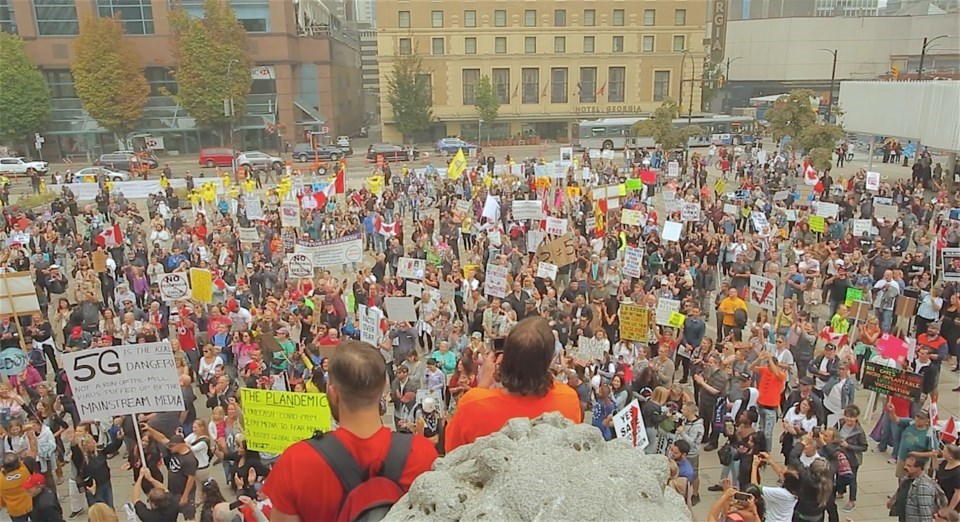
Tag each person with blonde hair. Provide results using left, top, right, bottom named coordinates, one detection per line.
left=87, top=503, right=119, bottom=522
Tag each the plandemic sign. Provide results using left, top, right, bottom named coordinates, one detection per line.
left=62, top=342, right=184, bottom=421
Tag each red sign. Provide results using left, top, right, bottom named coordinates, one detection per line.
left=876, top=334, right=909, bottom=362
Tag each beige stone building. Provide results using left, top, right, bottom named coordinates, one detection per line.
left=376, top=0, right=709, bottom=144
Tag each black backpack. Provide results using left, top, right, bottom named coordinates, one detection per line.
left=734, top=308, right=748, bottom=328
left=307, top=432, right=413, bottom=522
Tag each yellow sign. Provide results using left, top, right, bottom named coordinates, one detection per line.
left=714, top=179, right=725, bottom=195
left=190, top=268, right=213, bottom=303
left=535, top=177, right=551, bottom=190
left=240, top=388, right=332, bottom=454
left=619, top=304, right=650, bottom=340
left=809, top=215, right=825, bottom=233
left=566, top=186, right=581, bottom=199
left=448, top=148, right=468, bottom=180
left=667, top=311, right=686, bottom=329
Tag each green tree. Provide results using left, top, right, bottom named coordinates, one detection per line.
left=169, top=0, right=253, bottom=139
left=0, top=32, right=51, bottom=147
left=474, top=75, right=499, bottom=142
left=799, top=123, right=845, bottom=171
left=632, top=98, right=703, bottom=150
left=386, top=51, right=433, bottom=144
left=764, top=89, right=818, bottom=147
left=72, top=15, right=149, bottom=139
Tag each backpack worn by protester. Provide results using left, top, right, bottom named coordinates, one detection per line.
left=733, top=308, right=748, bottom=328
left=307, top=431, right=413, bottom=522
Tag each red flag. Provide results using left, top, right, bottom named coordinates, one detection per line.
left=335, top=167, right=345, bottom=194
left=596, top=82, right=606, bottom=96
left=95, top=223, right=122, bottom=248
left=942, top=417, right=958, bottom=444
left=314, top=183, right=335, bottom=208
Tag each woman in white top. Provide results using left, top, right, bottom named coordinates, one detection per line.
left=780, top=398, right=819, bottom=460
left=916, top=287, right=943, bottom=335
left=198, top=345, right=225, bottom=394
left=186, top=419, right=215, bottom=484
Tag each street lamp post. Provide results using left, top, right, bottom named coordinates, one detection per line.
left=918, top=35, right=949, bottom=80
left=725, top=56, right=742, bottom=82
left=679, top=50, right=692, bottom=111
left=820, top=49, right=838, bottom=122
left=226, top=58, right=240, bottom=174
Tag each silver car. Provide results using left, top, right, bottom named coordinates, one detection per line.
left=237, top=151, right=284, bottom=171
left=74, top=166, right=130, bottom=182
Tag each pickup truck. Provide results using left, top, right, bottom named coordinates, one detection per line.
left=0, top=157, right=49, bottom=176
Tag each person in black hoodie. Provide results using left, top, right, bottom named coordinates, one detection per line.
left=24, top=471, right=63, bottom=521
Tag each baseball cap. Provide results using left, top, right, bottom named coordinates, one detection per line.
left=166, top=434, right=186, bottom=448
left=471, top=332, right=482, bottom=339
left=21, top=473, right=46, bottom=490
left=799, top=376, right=815, bottom=386
left=737, top=372, right=752, bottom=381
left=71, top=326, right=82, bottom=338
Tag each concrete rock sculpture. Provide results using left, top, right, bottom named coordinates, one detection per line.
left=384, top=412, right=693, bottom=521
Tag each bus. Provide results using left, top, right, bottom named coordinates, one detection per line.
left=573, top=115, right=757, bottom=150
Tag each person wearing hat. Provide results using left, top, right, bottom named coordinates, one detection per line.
left=65, top=326, right=93, bottom=352
left=23, top=471, right=63, bottom=521
left=0, top=454, right=32, bottom=522
left=144, top=428, right=199, bottom=519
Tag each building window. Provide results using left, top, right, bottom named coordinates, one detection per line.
left=97, top=0, right=153, bottom=35
left=43, top=69, right=77, bottom=98
left=399, top=38, right=412, bottom=56
left=431, top=10, right=443, bottom=28
left=524, top=9, right=536, bottom=27
left=642, top=36, right=654, bottom=52
left=551, top=67, right=567, bottom=104
left=494, top=10, right=506, bottom=27
left=226, top=1, right=270, bottom=33
left=492, top=68, right=510, bottom=104
left=524, top=36, right=536, bottom=54
left=583, top=9, right=595, bottom=27
left=465, top=37, right=477, bottom=54
left=654, top=70, right=670, bottom=101
left=0, top=0, right=17, bottom=34
left=521, top=67, right=539, bottom=104
left=675, top=9, right=686, bottom=26
left=554, top=9, right=566, bottom=27
left=145, top=66, right=178, bottom=96
left=464, top=10, right=476, bottom=27
left=34, top=0, right=80, bottom=36
left=644, top=9, right=656, bottom=26
left=462, top=69, right=480, bottom=105
left=579, top=67, right=597, bottom=103
left=398, top=11, right=410, bottom=28
left=554, top=36, right=565, bottom=54
left=673, top=35, right=685, bottom=52
left=608, top=66, right=625, bottom=103
left=613, top=9, right=625, bottom=26
left=613, top=36, right=624, bottom=53
left=495, top=37, right=506, bottom=54
left=583, top=36, right=594, bottom=53
left=432, top=37, right=444, bottom=55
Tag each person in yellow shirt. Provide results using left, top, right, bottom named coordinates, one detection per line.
left=717, top=287, right=748, bottom=341
left=0, top=455, right=32, bottom=522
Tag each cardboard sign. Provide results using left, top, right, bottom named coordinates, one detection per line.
left=751, top=212, right=770, bottom=232
left=866, top=171, right=880, bottom=191
left=852, top=219, right=873, bottom=237
left=808, top=215, right=825, bottom=233
left=874, top=203, right=898, bottom=222
left=397, top=257, right=427, bottom=280
left=619, top=304, right=650, bottom=340
left=536, top=262, right=559, bottom=280
left=527, top=229, right=546, bottom=253
left=655, top=298, right=681, bottom=326
left=877, top=333, right=909, bottom=362
left=92, top=251, right=108, bottom=273
left=942, top=248, right=960, bottom=281
left=63, top=342, right=183, bottom=421
left=621, top=208, right=643, bottom=226
left=158, top=272, right=191, bottom=302
left=612, top=399, right=650, bottom=450
left=861, top=362, right=922, bottom=401
left=895, top=295, right=917, bottom=317
left=189, top=268, right=213, bottom=303
left=681, top=203, right=700, bottom=222
left=535, top=233, right=577, bottom=267
left=723, top=203, right=738, bottom=215
left=667, top=161, right=680, bottom=177
left=240, top=388, right=332, bottom=454
left=545, top=217, right=568, bottom=236
left=294, top=234, right=364, bottom=268
left=666, top=311, right=686, bottom=329
left=484, top=264, right=509, bottom=298
left=623, top=247, right=643, bottom=278
left=749, top=275, right=777, bottom=311
left=816, top=202, right=839, bottom=219
left=280, top=202, right=300, bottom=228
left=286, top=253, right=314, bottom=279
left=513, top=200, right=545, bottom=221
left=662, top=221, right=683, bottom=242
left=570, top=337, right=606, bottom=362
left=439, top=282, right=456, bottom=302
left=385, top=296, right=418, bottom=322
left=845, top=287, right=864, bottom=307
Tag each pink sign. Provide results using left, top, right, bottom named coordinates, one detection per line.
left=876, top=334, right=909, bottom=362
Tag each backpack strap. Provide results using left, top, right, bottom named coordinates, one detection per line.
left=307, top=431, right=414, bottom=493
left=381, top=432, right=413, bottom=483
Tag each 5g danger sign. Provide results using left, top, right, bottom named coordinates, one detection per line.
left=63, top=342, right=183, bottom=421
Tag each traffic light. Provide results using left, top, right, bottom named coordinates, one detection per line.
left=891, top=64, right=899, bottom=79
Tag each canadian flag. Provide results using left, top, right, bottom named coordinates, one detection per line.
left=377, top=219, right=398, bottom=237
left=818, top=327, right=848, bottom=348
left=95, top=223, right=123, bottom=248
left=314, top=183, right=336, bottom=208
left=942, top=417, right=958, bottom=444
left=334, top=167, right=345, bottom=194
left=803, top=161, right=819, bottom=186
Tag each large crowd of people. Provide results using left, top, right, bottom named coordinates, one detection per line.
left=0, top=140, right=958, bottom=522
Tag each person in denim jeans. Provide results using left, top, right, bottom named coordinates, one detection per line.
left=751, top=351, right=786, bottom=453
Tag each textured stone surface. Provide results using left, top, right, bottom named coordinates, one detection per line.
left=384, top=413, right=693, bottom=521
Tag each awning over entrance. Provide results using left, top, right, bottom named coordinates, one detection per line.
left=294, top=99, right=325, bottom=126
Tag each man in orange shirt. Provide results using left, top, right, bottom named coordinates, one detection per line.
left=0, top=455, right=32, bottom=522
left=750, top=350, right=786, bottom=452
left=717, top=287, right=748, bottom=341
left=445, top=317, right=583, bottom=453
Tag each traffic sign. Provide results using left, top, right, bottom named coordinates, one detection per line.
left=287, top=253, right=314, bottom=279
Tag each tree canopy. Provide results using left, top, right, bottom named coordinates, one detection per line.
left=72, top=15, right=150, bottom=137
left=169, top=0, right=253, bottom=134
left=386, top=51, right=433, bottom=144
left=632, top=98, right=703, bottom=150
left=764, top=89, right=818, bottom=145
left=0, top=32, right=51, bottom=145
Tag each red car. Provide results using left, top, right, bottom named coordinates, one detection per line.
left=198, top=147, right=236, bottom=168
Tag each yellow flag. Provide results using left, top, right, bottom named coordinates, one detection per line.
left=448, top=148, right=467, bottom=180
left=367, top=175, right=384, bottom=195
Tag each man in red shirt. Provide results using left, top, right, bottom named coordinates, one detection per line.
left=264, top=340, right=438, bottom=521
left=176, top=310, right=199, bottom=378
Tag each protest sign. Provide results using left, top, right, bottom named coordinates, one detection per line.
left=852, top=219, right=873, bottom=237
left=513, top=200, right=545, bottom=221
left=656, top=298, right=681, bottom=326
left=455, top=200, right=471, bottom=214
left=571, top=337, right=606, bottom=361
left=808, top=216, right=825, bottom=233
left=667, top=161, right=680, bottom=177
left=484, top=264, right=509, bottom=298
left=238, top=227, right=260, bottom=244
left=559, top=146, right=574, bottom=166
left=620, top=209, right=643, bottom=226
left=625, top=178, right=642, bottom=191
left=92, top=251, right=107, bottom=273
left=545, top=217, right=568, bottom=236
left=861, top=362, right=922, bottom=401
left=681, top=203, right=700, bottom=222
left=63, top=342, right=183, bottom=421
left=286, top=253, right=314, bottom=279
left=294, top=233, right=363, bottom=268
left=942, top=248, right=960, bottom=281
left=244, top=196, right=264, bottom=220
left=527, top=229, right=546, bottom=252
left=158, top=272, right=191, bottom=302
left=439, top=282, right=456, bottom=302
left=385, top=297, right=418, bottom=322
left=359, top=305, right=382, bottom=345
left=405, top=281, right=423, bottom=299
left=714, top=179, right=726, bottom=195
left=723, top=203, right=739, bottom=215
left=536, top=262, right=559, bottom=280
left=619, top=304, right=650, bottom=340
left=623, top=247, right=643, bottom=278
left=189, top=268, right=213, bottom=303
left=589, top=149, right=601, bottom=159
left=397, top=257, right=427, bottom=279
left=751, top=212, right=770, bottom=232
left=663, top=190, right=679, bottom=212
left=662, top=221, right=683, bottom=242
left=613, top=399, right=649, bottom=450
left=773, top=191, right=789, bottom=201
left=667, top=311, right=686, bottom=329
left=816, top=202, right=839, bottom=219
left=877, top=333, right=909, bottom=361
left=280, top=202, right=300, bottom=228
left=0, top=347, right=28, bottom=376
left=845, top=287, right=864, bottom=307
left=240, top=388, right=332, bottom=454
left=535, top=233, right=577, bottom=267
left=866, top=171, right=880, bottom=191
left=749, top=275, right=777, bottom=311
left=874, top=203, right=898, bottom=222
left=0, top=272, right=41, bottom=318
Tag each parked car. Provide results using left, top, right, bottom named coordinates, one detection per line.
left=74, top=166, right=130, bottom=182
left=336, top=136, right=351, bottom=148
left=366, top=143, right=416, bottom=162
left=237, top=151, right=284, bottom=171
left=113, top=150, right=159, bottom=169
left=0, top=157, right=49, bottom=176
left=198, top=147, right=237, bottom=168
left=435, top=138, right=477, bottom=156
left=292, top=143, right=345, bottom=163
left=96, top=152, right=150, bottom=172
